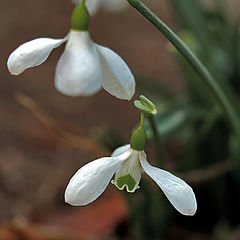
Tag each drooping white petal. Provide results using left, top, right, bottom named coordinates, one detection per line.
left=7, top=37, right=67, bottom=75
left=96, top=45, right=135, bottom=100
left=72, top=0, right=102, bottom=15
left=65, top=149, right=133, bottom=206
left=55, top=30, right=102, bottom=97
left=111, top=144, right=130, bottom=157
left=112, top=150, right=142, bottom=193
left=102, top=0, right=128, bottom=12
left=139, top=152, right=197, bottom=216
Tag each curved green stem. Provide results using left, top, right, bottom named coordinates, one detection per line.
left=140, top=111, right=145, bottom=128
left=127, top=0, right=240, bottom=141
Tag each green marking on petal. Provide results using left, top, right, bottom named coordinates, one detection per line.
left=116, top=174, right=136, bottom=192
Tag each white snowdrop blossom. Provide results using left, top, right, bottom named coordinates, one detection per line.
left=65, top=144, right=197, bottom=216
left=7, top=2, right=135, bottom=100
left=7, top=30, right=135, bottom=100
left=72, top=0, right=128, bottom=15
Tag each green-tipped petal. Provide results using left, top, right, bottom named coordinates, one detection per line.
left=112, top=151, right=142, bottom=192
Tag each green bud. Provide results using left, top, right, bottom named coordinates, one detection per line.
left=71, top=0, right=90, bottom=31
left=130, top=127, right=147, bottom=151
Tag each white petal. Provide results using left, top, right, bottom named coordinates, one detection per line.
left=102, top=0, right=128, bottom=12
left=111, top=144, right=130, bottom=157
left=139, top=152, right=197, bottom=216
left=112, top=150, right=142, bottom=193
left=55, top=31, right=102, bottom=97
left=7, top=37, right=67, bottom=75
left=72, top=0, right=102, bottom=15
left=65, top=149, right=133, bottom=206
left=96, top=45, right=135, bottom=100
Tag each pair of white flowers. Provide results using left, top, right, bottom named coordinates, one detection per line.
left=7, top=1, right=134, bottom=100
left=8, top=0, right=197, bottom=216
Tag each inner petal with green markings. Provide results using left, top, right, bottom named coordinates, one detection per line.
left=111, top=150, right=142, bottom=193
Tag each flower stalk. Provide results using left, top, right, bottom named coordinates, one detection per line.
left=127, top=0, right=240, bottom=142
left=134, top=95, right=164, bottom=164
left=71, top=0, right=90, bottom=31
left=140, top=111, right=144, bottom=128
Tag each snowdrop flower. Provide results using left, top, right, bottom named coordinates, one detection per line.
left=72, top=0, right=128, bottom=15
left=7, top=0, right=135, bottom=100
left=65, top=123, right=197, bottom=216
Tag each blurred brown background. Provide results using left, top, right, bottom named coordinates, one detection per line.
left=0, top=0, right=240, bottom=239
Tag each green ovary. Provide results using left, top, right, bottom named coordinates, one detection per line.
left=116, top=174, right=136, bottom=192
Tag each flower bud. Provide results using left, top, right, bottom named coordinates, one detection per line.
left=130, top=127, right=147, bottom=151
